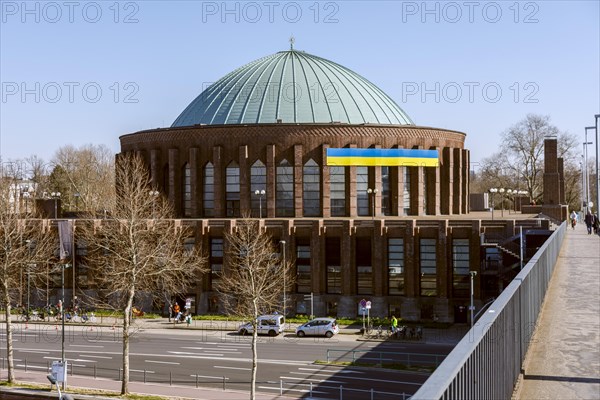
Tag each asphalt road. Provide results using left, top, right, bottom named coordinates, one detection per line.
left=2, top=323, right=454, bottom=399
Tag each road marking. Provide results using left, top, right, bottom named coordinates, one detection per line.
left=69, top=344, right=104, bottom=348
left=131, top=369, right=155, bottom=373
left=280, top=376, right=345, bottom=384
left=82, top=355, right=112, bottom=359
left=16, top=364, right=47, bottom=370
left=70, top=359, right=97, bottom=363
left=214, top=366, right=251, bottom=371
left=201, top=352, right=224, bottom=356
left=258, top=386, right=327, bottom=394
left=298, top=367, right=363, bottom=374
left=145, top=360, right=180, bottom=365
left=189, top=374, right=227, bottom=380
left=15, top=350, right=50, bottom=354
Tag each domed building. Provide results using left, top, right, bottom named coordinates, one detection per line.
left=120, top=47, right=477, bottom=320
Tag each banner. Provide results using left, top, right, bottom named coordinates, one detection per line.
left=326, top=148, right=439, bottom=167
left=58, top=220, right=73, bottom=261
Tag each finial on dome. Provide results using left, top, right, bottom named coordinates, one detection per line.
left=289, top=35, right=295, bottom=50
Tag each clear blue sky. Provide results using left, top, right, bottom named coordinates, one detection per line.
left=1, top=0, right=599, bottom=168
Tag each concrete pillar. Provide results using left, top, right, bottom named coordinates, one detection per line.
left=150, top=149, right=161, bottom=188
left=266, top=145, right=276, bottom=218
left=311, top=220, right=323, bottom=294
left=441, top=147, right=453, bottom=215
left=404, top=220, right=417, bottom=297
left=373, top=220, right=385, bottom=296
left=321, top=145, right=331, bottom=218
left=212, top=146, right=223, bottom=217
left=453, top=148, right=463, bottom=215
left=462, top=149, right=469, bottom=214
left=341, top=220, right=354, bottom=295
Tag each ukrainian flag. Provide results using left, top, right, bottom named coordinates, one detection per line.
left=326, top=148, right=439, bottom=167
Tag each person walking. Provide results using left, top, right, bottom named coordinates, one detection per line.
left=584, top=211, right=594, bottom=235
left=570, top=210, right=578, bottom=230
left=173, top=303, right=181, bottom=323
left=391, top=315, right=398, bottom=335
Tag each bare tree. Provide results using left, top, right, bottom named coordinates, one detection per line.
left=80, top=153, right=206, bottom=395
left=216, top=219, right=293, bottom=400
left=0, top=177, right=56, bottom=383
left=50, top=144, right=115, bottom=216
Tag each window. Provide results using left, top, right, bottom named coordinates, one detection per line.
left=182, top=163, right=191, bottom=217
left=226, top=161, right=240, bottom=217
left=326, top=237, right=341, bottom=294
left=357, top=166, right=369, bottom=216
left=356, top=237, right=372, bottom=295
left=210, top=237, right=223, bottom=290
left=203, top=163, right=214, bottom=217
left=382, top=166, right=391, bottom=216
left=388, top=238, right=404, bottom=295
left=276, top=159, right=294, bottom=217
left=403, top=168, right=410, bottom=216
left=250, top=160, right=266, bottom=218
left=330, top=166, right=346, bottom=216
left=303, top=159, right=320, bottom=217
left=452, top=239, right=470, bottom=297
left=420, top=238, right=437, bottom=296
left=296, top=238, right=311, bottom=293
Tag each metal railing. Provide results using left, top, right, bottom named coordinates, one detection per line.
left=412, top=221, right=566, bottom=400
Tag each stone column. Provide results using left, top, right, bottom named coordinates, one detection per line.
left=453, top=148, right=463, bottom=215
left=462, top=149, right=469, bottom=214
left=441, top=147, right=453, bottom=215
left=150, top=149, right=161, bottom=188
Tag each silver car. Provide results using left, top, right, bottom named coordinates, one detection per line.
left=295, top=318, right=339, bottom=338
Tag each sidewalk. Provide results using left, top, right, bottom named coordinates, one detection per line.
left=515, top=224, right=600, bottom=399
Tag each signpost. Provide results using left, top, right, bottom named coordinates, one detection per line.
left=303, top=293, right=314, bottom=318
left=359, top=299, right=367, bottom=333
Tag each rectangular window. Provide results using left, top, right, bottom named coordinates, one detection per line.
left=303, top=160, right=321, bottom=217
left=276, top=160, right=294, bottom=217
left=210, top=237, right=223, bottom=290
left=203, top=164, right=214, bottom=217
left=296, top=239, right=311, bottom=294
left=452, top=239, right=470, bottom=297
left=388, top=238, right=404, bottom=295
left=403, top=167, right=410, bottom=216
left=330, top=166, right=346, bottom=216
left=357, top=166, right=369, bottom=216
left=326, top=237, right=341, bottom=294
left=420, top=238, right=437, bottom=296
left=356, top=237, right=372, bottom=295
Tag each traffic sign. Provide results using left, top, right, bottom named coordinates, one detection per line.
left=366, top=301, right=372, bottom=309
left=359, top=299, right=367, bottom=308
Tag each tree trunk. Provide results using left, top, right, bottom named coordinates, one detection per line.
left=3, top=291, right=14, bottom=383
left=250, top=301, right=259, bottom=400
left=121, top=288, right=135, bottom=395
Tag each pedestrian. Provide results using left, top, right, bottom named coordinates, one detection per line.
left=570, top=210, right=578, bottom=230
left=584, top=211, right=594, bottom=235
left=391, top=315, right=398, bottom=335
left=173, top=303, right=181, bottom=323
left=593, top=213, right=599, bottom=235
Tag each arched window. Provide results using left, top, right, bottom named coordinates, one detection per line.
left=250, top=160, right=266, bottom=218
left=303, top=159, right=320, bottom=217
left=357, top=166, right=369, bottom=216
left=182, top=163, right=191, bottom=217
left=276, top=159, right=294, bottom=217
left=203, top=162, right=214, bottom=217
left=226, top=161, right=240, bottom=217
left=330, top=166, right=346, bottom=216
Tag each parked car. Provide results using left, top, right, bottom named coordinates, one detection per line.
left=238, top=314, right=284, bottom=336
left=295, top=318, right=339, bottom=338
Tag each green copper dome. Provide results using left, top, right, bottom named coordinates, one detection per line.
left=172, top=49, right=413, bottom=127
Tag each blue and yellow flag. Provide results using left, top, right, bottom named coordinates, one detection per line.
left=326, top=148, right=439, bottom=167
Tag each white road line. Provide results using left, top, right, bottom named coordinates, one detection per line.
left=180, top=347, right=204, bottom=350
left=258, top=386, right=327, bottom=394
left=16, top=364, right=47, bottom=370
left=69, top=344, right=104, bottom=348
left=213, top=366, right=251, bottom=371
left=16, top=350, right=50, bottom=354
left=131, top=369, right=155, bottom=373
left=71, top=359, right=97, bottom=363
left=188, top=374, right=225, bottom=380
left=298, top=367, right=363, bottom=374
left=145, top=360, right=180, bottom=365
left=290, top=372, right=346, bottom=378
left=280, top=376, right=344, bottom=384
left=82, top=355, right=112, bottom=359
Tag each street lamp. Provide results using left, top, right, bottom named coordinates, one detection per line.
left=60, top=262, right=72, bottom=390
left=489, top=188, right=498, bottom=220
left=280, top=240, right=286, bottom=318
left=585, top=126, right=596, bottom=214
left=254, top=189, right=265, bottom=219
left=366, top=188, right=378, bottom=220
left=594, top=115, right=600, bottom=221
left=469, top=271, right=477, bottom=329
left=498, top=188, right=505, bottom=217
left=51, top=192, right=61, bottom=218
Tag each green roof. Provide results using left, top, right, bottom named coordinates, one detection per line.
left=172, top=49, right=413, bottom=127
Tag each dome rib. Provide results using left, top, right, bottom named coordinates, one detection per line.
left=171, top=49, right=413, bottom=127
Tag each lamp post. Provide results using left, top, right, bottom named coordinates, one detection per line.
left=584, top=127, right=594, bottom=214
left=149, top=190, right=159, bottom=218
left=366, top=188, right=378, bottom=220
left=254, top=189, right=265, bottom=219
left=280, top=240, right=286, bottom=318
left=469, top=271, right=477, bottom=329
left=60, top=262, right=71, bottom=390
left=498, top=188, right=505, bottom=217
left=51, top=192, right=61, bottom=218
left=489, top=188, right=498, bottom=220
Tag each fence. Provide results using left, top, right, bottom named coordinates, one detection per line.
left=412, top=221, right=566, bottom=399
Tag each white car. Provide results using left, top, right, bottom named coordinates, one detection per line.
left=238, top=314, right=284, bottom=336
left=295, top=318, right=339, bottom=338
